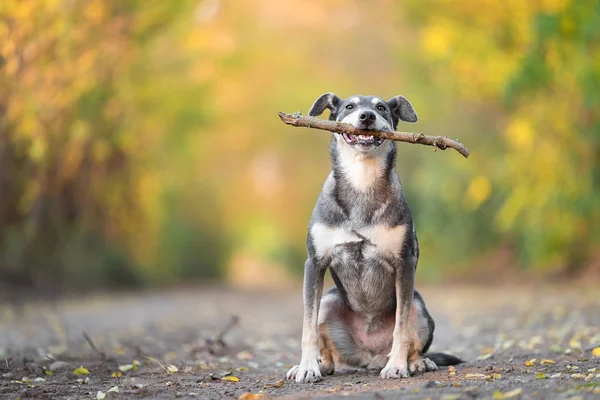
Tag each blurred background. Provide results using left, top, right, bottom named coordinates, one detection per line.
left=1, top=0, right=599, bottom=297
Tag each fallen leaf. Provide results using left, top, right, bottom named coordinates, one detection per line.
left=489, top=373, right=502, bottom=380
left=119, top=364, right=135, bottom=372
left=167, top=365, right=179, bottom=374
left=21, top=377, right=32, bottom=382
left=108, top=386, right=119, bottom=393
left=111, top=371, right=122, bottom=378
left=97, top=392, right=106, bottom=400
left=493, top=388, right=522, bottom=399
left=502, top=340, right=515, bottom=350
left=222, top=376, right=239, bottom=382
left=569, top=338, right=582, bottom=350
left=441, top=395, right=461, bottom=400
left=536, top=372, right=548, bottom=379
left=525, top=358, right=537, bottom=366
left=592, top=347, right=600, bottom=357
left=549, top=373, right=561, bottom=378
left=238, top=393, right=263, bottom=400
left=549, top=344, right=562, bottom=352
left=540, top=359, right=556, bottom=364
left=73, top=367, right=90, bottom=376
left=236, top=351, right=254, bottom=360
left=325, top=385, right=340, bottom=393
left=264, top=379, right=285, bottom=388
left=33, top=377, right=45, bottom=383
left=464, top=373, right=488, bottom=379
left=570, top=373, right=586, bottom=380
left=236, top=367, right=249, bottom=372
left=476, top=353, right=493, bottom=361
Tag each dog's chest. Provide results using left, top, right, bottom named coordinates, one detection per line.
left=310, top=222, right=406, bottom=314
left=310, top=222, right=406, bottom=260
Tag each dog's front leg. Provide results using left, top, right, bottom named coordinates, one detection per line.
left=380, top=262, right=415, bottom=379
left=286, top=258, right=325, bottom=383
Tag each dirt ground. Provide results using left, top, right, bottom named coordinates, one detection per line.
left=0, top=283, right=599, bottom=400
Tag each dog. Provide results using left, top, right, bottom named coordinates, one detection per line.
left=286, top=93, right=462, bottom=383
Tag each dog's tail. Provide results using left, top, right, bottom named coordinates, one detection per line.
left=425, top=352, right=463, bottom=366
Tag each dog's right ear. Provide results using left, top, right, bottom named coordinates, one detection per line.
left=308, top=92, right=342, bottom=118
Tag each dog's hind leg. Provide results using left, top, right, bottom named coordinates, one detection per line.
left=407, top=290, right=438, bottom=373
left=318, top=288, right=374, bottom=373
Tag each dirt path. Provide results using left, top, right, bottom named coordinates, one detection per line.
left=0, top=284, right=599, bottom=399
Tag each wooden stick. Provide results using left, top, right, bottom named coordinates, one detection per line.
left=277, top=112, right=470, bottom=158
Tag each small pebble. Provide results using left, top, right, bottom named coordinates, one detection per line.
left=49, top=361, right=73, bottom=373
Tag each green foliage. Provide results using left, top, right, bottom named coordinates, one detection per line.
left=0, top=0, right=598, bottom=290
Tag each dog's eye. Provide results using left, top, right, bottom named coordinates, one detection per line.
left=345, top=104, right=355, bottom=110
left=377, top=105, right=386, bottom=112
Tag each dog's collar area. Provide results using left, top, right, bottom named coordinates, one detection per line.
left=342, top=133, right=385, bottom=147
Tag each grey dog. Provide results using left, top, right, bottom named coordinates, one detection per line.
left=286, top=93, right=462, bottom=383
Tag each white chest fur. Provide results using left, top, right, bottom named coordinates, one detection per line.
left=311, top=222, right=407, bottom=259
left=336, top=138, right=391, bottom=192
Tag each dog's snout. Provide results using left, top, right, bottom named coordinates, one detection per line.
left=359, top=111, right=376, bottom=122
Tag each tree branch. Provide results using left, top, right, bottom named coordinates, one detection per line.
left=277, top=112, right=470, bottom=158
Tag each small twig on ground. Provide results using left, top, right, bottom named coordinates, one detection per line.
left=45, top=355, right=57, bottom=362
left=82, top=332, right=107, bottom=361
left=277, top=112, right=470, bottom=158
left=140, top=353, right=169, bottom=374
left=215, top=315, right=239, bottom=346
left=189, top=315, right=240, bottom=357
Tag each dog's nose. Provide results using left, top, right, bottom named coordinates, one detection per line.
left=359, top=111, right=376, bottom=122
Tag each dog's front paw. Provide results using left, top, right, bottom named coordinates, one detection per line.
left=380, top=364, right=410, bottom=379
left=409, top=357, right=438, bottom=373
left=286, top=361, right=322, bottom=383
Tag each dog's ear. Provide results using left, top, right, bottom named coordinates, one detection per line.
left=308, top=92, right=342, bottom=117
left=387, top=95, right=418, bottom=125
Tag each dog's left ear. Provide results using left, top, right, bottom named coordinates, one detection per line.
left=387, top=95, right=418, bottom=126
left=308, top=92, right=342, bottom=118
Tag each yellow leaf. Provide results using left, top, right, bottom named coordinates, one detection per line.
left=536, top=372, right=548, bottom=379
left=569, top=338, right=582, bottom=350
left=119, top=364, right=135, bottom=372
left=167, top=365, right=179, bottom=374
left=493, top=388, right=522, bottom=399
left=540, top=359, right=555, bottom=364
left=464, top=373, right=487, bottom=379
left=73, top=367, right=90, bottom=376
left=325, top=385, right=340, bottom=393
left=111, top=371, right=122, bottom=378
left=525, top=358, right=536, bottom=366
left=222, top=376, right=239, bottom=382
left=592, top=347, right=600, bottom=357
left=505, top=117, right=534, bottom=151
left=466, top=176, right=492, bottom=210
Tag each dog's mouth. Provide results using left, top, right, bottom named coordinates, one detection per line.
left=342, top=133, right=385, bottom=147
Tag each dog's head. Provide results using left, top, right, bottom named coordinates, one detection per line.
left=308, top=93, right=417, bottom=153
